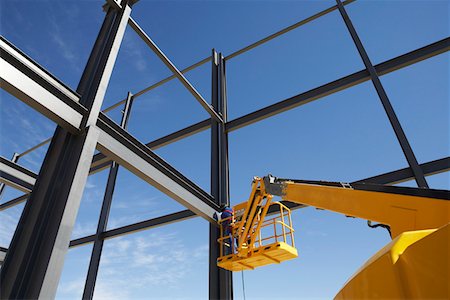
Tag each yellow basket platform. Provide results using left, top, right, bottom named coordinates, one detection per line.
left=217, top=242, right=298, bottom=271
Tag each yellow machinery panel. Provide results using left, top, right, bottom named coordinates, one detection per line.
left=217, top=242, right=298, bottom=271
left=335, top=223, right=449, bottom=299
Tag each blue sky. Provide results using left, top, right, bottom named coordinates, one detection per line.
left=0, top=0, right=449, bottom=299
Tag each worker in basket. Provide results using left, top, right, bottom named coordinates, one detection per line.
left=213, top=204, right=235, bottom=255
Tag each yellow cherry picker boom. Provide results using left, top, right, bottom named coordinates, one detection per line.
left=216, top=175, right=450, bottom=299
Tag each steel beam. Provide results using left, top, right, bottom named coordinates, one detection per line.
left=0, top=37, right=85, bottom=133
left=128, top=18, right=223, bottom=123
left=335, top=0, right=428, bottom=188
left=69, top=210, right=196, bottom=248
left=96, top=113, right=219, bottom=222
left=0, top=156, right=36, bottom=193
left=0, top=2, right=132, bottom=298
left=225, top=37, right=450, bottom=132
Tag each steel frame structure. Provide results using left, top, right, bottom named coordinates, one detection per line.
left=0, top=0, right=449, bottom=299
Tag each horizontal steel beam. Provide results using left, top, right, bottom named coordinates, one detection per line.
left=0, top=156, right=36, bottom=193
left=96, top=113, right=219, bottom=221
left=226, top=37, right=450, bottom=132
left=0, top=37, right=86, bottom=133
left=69, top=210, right=195, bottom=248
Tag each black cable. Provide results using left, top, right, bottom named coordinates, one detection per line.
left=367, top=220, right=392, bottom=238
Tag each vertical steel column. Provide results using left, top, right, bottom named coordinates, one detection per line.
left=335, top=0, right=428, bottom=188
left=0, top=2, right=133, bottom=299
left=219, top=52, right=233, bottom=299
left=209, top=50, right=233, bottom=300
left=82, top=92, right=134, bottom=300
left=0, top=152, right=20, bottom=199
left=219, top=54, right=230, bottom=205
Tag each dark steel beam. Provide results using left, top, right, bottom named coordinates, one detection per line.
left=69, top=210, right=196, bottom=248
left=103, top=209, right=196, bottom=240
left=225, top=37, right=450, bottom=132
left=128, top=18, right=223, bottom=123
left=0, top=2, right=132, bottom=298
left=82, top=92, right=134, bottom=300
left=0, top=156, right=36, bottom=193
left=335, top=0, right=427, bottom=187
left=96, top=113, right=219, bottom=221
